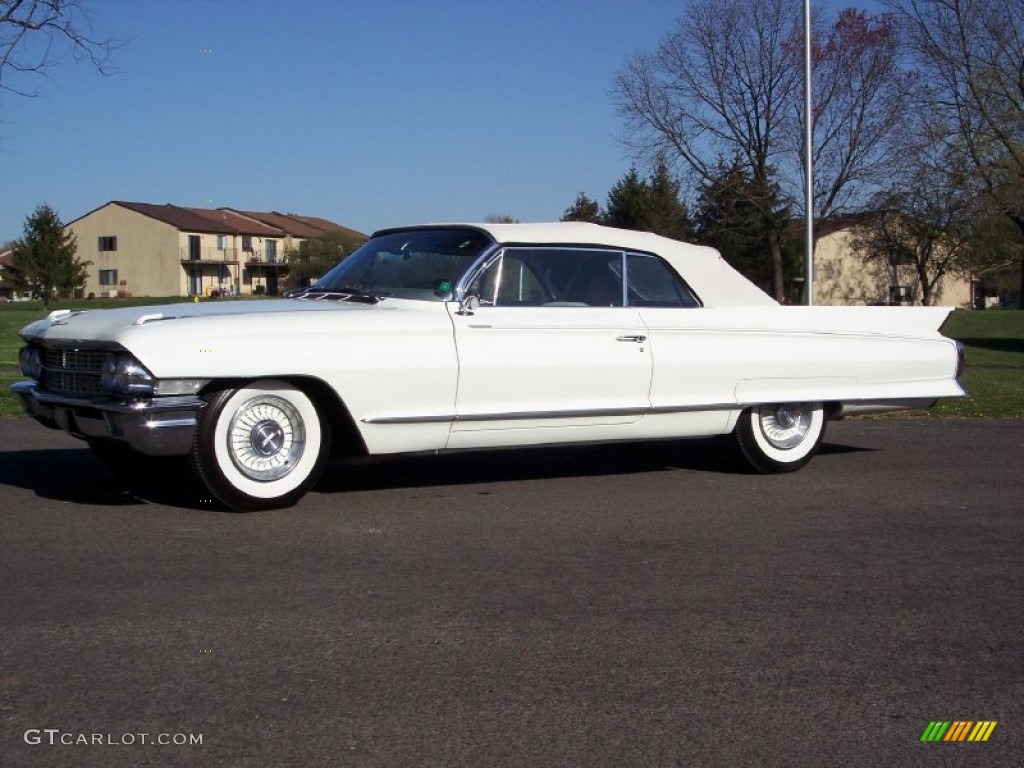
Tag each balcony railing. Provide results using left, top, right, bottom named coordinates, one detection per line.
left=245, top=252, right=288, bottom=267
left=180, top=247, right=240, bottom=263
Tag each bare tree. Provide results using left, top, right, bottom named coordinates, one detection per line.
left=852, top=143, right=980, bottom=305
left=785, top=9, right=909, bottom=225
left=851, top=208, right=971, bottom=306
left=888, top=0, right=1024, bottom=305
left=0, top=0, right=119, bottom=98
left=615, top=2, right=918, bottom=302
left=615, top=0, right=800, bottom=301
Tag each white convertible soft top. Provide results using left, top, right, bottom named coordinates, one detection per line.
left=432, top=222, right=779, bottom=308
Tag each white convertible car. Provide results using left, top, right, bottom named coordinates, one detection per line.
left=13, top=223, right=965, bottom=511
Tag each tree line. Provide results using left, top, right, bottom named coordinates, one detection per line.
left=4, top=1, right=1022, bottom=307
left=560, top=160, right=797, bottom=299
left=606, top=0, right=1024, bottom=306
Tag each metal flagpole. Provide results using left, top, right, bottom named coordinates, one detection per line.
left=804, top=0, right=814, bottom=305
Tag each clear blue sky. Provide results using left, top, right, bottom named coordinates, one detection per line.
left=0, top=0, right=863, bottom=244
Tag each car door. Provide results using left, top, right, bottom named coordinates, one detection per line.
left=447, top=247, right=652, bottom=447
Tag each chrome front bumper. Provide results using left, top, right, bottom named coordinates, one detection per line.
left=11, top=381, right=203, bottom=456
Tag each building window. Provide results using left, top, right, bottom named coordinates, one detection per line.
left=99, top=269, right=118, bottom=286
left=242, top=235, right=253, bottom=252
left=98, top=236, right=117, bottom=251
left=266, top=239, right=277, bottom=262
left=217, top=235, right=227, bottom=251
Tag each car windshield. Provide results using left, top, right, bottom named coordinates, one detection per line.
left=309, top=228, right=493, bottom=301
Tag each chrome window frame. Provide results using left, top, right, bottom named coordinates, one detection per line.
left=624, top=251, right=703, bottom=308
left=455, top=245, right=703, bottom=308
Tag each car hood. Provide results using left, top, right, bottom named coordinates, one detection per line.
left=18, top=298, right=386, bottom=344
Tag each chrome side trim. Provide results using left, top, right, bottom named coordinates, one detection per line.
left=363, top=396, right=945, bottom=426
left=362, top=403, right=740, bottom=425
left=832, top=398, right=938, bottom=418
left=362, top=414, right=456, bottom=424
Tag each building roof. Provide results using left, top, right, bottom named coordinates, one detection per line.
left=113, top=201, right=238, bottom=234
left=223, top=209, right=366, bottom=240
left=293, top=215, right=367, bottom=241
left=785, top=212, right=876, bottom=241
left=65, top=201, right=366, bottom=240
left=976, top=259, right=1021, bottom=277
left=185, top=208, right=283, bottom=237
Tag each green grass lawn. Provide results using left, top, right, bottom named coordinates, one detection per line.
left=2, top=302, right=1022, bottom=419
left=933, top=309, right=1024, bottom=418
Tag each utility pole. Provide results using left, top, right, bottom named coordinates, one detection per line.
left=803, top=0, right=814, bottom=305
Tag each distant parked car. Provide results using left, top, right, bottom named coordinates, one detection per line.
left=12, top=223, right=965, bottom=511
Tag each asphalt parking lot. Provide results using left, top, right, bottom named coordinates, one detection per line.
left=1, top=417, right=1022, bottom=767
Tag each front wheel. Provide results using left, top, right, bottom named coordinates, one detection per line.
left=191, top=380, right=331, bottom=511
left=734, top=402, right=826, bottom=473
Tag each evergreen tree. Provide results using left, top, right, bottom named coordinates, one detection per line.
left=644, top=160, right=693, bottom=241
left=9, top=204, right=89, bottom=309
left=604, top=168, right=651, bottom=230
left=694, top=160, right=795, bottom=293
left=561, top=192, right=602, bottom=223
left=604, top=164, right=693, bottom=238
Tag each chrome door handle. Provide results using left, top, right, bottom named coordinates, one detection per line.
left=616, top=334, right=647, bottom=343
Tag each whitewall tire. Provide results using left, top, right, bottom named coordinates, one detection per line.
left=192, top=380, right=330, bottom=511
left=735, top=402, right=826, bottom=473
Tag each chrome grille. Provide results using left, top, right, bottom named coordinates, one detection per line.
left=39, top=347, right=112, bottom=398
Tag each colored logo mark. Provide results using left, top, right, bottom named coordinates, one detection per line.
left=921, top=721, right=997, bottom=742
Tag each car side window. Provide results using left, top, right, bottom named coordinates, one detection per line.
left=626, top=252, right=701, bottom=308
left=468, top=252, right=552, bottom=306
left=558, top=250, right=624, bottom=306
left=465, top=248, right=699, bottom=308
left=468, top=248, right=626, bottom=307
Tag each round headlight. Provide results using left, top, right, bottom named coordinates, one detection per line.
left=19, top=346, right=42, bottom=380
left=100, top=354, right=154, bottom=395
left=100, top=354, right=119, bottom=391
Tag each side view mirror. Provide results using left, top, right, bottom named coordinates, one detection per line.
left=456, top=294, right=480, bottom=316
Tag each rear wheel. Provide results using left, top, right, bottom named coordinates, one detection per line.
left=735, top=402, right=826, bottom=473
left=191, top=380, right=330, bottom=511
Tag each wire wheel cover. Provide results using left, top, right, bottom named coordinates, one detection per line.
left=226, top=395, right=306, bottom=481
left=758, top=403, right=813, bottom=449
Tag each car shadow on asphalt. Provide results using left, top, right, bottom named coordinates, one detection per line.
left=316, top=437, right=874, bottom=493
left=0, top=447, right=207, bottom=509
left=0, top=437, right=874, bottom=510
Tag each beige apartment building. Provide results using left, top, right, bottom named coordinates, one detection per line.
left=67, top=201, right=365, bottom=298
left=809, top=220, right=972, bottom=307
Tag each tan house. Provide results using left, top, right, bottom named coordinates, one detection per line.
left=810, top=219, right=972, bottom=308
left=66, top=201, right=366, bottom=298
left=0, top=249, right=16, bottom=300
